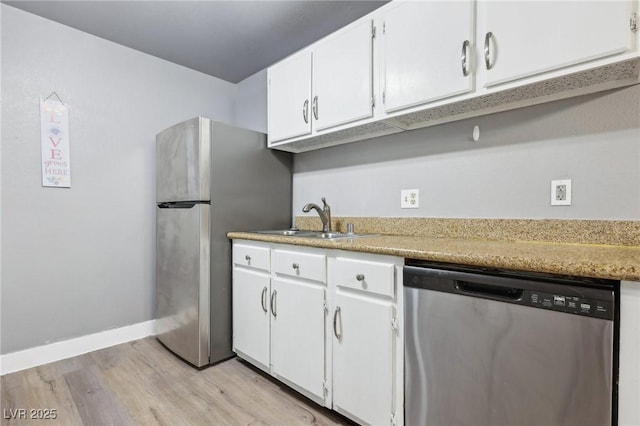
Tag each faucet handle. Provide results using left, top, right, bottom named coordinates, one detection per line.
left=321, top=197, right=329, bottom=210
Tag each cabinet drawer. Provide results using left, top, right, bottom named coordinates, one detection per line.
left=273, top=249, right=326, bottom=283
left=233, top=244, right=270, bottom=272
left=333, top=257, right=395, bottom=298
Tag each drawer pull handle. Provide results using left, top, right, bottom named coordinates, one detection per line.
left=270, top=290, right=277, bottom=317
left=292, top=263, right=300, bottom=270
left=245, top=255, right=251, bottom=261
left=261, top=287, right=268, bottom=313
left=356, top=274, right=365, bottom=281
left=333, top=306, right=342, bottom=339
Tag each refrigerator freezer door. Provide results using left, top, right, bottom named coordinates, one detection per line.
left=156, top=203, right=210, bottom=367
left=156, top=117, right=211, bottom=203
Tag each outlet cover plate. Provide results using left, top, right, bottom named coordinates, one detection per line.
left=551, top=179, right=572, bottom=206
left=401, top=189, right=419, bottom=209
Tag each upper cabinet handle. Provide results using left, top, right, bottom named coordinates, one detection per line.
left=461, top=40, right=470, bottom=77
left=302, top=99, right=309, bottom=123
left=312, top=96, right=319, bottom=120
left=484, top=32, right=494, bottom=70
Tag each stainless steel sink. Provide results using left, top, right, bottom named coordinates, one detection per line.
left=254, top=229, right=316, bottom=236
left=254, top=230, right=377, bottom=240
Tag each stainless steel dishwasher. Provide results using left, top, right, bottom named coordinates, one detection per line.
left=404, top=261, right=618, bottom=426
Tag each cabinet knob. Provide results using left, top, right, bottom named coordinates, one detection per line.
left=356, top=274, right=365, bottom=282
left=245, top=255, right=251, bottom=261
left=292, top=262, right=300, bottom=270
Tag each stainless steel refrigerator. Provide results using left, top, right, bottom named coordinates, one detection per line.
left=155, top=117, right=291, bottom=367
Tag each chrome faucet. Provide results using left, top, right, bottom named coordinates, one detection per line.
left=302, top=197, right=332, bottom=232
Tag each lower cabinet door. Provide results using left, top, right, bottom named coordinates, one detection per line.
left=271, top=277, right=326, bottom=403
left=332, top=290, right=395, bottom=425
left=232, top=268, right=270, bottom=369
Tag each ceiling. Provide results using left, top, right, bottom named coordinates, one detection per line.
left=3, top=0, right=388, bottom=83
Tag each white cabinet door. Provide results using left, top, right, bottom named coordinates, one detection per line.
left=480, top=1, right=632, bottom=87
left=332, top=290, right=395, bottom=426
left=382, top=0, right=474, bottom=113
left=271, top=277, right=326, bottom=402
left=313, top=19, right=374, bottom=131
left=232, top=268, right=270, bottom=369
left=268, top=51, right=312, bottom=143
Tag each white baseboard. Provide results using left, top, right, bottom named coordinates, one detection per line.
left=0, top=320, right=156, bottom=375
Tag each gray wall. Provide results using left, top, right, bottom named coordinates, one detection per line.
left=234, top=69, right=268, bottom=133
left=1, top=5, right=236, bottom=354
left=293, top=86, right=640, bottom=220
left=230, top=51, right=640, bottom=221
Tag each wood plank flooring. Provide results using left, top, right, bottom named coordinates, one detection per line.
left=1, top=337, right=354, bottom=426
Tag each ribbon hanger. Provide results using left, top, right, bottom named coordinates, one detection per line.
left=44, top=91, right=64, bottom=104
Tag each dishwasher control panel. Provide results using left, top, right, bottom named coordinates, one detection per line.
left=404, top=261, right=616, bottom=321
left=528, top=290, right=613, bottom=320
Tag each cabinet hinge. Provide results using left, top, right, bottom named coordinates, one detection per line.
left=372, top=95, right=376, bottom=108
left=372, top=25, right=377, bottom=39
left=391, top=316, right=398, bottom=332
left=390, top=412, right=398, bottom=426
left=631, top=13, right=638, bottom=32
left=323, top=380, right=329, bottom=398
left=382, top=90, right=386, bottom=105
left=323, top=300, right=328, bottom=313
left=383, top=22, right=386, bottom=35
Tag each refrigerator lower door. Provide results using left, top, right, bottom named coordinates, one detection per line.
left=156, top=203, right=210, bottom=367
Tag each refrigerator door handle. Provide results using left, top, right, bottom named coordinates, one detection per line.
left=158, top=201, right=207, bottom=209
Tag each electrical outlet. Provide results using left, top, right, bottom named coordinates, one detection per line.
left=551, top=179, right=572, bottom=206
left=401, top=189, right=419, bottom=209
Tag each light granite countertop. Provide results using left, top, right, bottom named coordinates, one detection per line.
left=227, top=231, right=640, bottom=282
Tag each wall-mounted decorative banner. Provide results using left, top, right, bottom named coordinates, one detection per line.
left=40, top=94, right=71, bottom=188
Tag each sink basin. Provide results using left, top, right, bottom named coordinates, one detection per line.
left=254, top=229, right=316, bottom=236
left=254, top=230, right=377, bottom=240
left=305, top=232, right=378, bottom=240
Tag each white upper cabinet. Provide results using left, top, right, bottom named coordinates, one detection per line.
left=479, top=1, right=634, bottom=88
left=267, top=0, right=640, bottom=152
left=268, top=51, right=312, bottom=143
left=382, top=0, right=475, bottom=113
left=313, top=19, right=374, bottom=132
left=267, top=18, right=376, bottom=147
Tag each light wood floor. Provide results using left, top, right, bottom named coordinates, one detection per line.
left=1, top=337, right=354, bottom=425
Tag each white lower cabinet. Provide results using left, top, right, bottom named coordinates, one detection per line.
left=270, top=276, right=326, bottom=402
left=619, top=280, right=640, bottom=426
left=232, top=242, right=271, bottom=370
left=329, top=253, right=402, bottom=426
left=232, top=241, right=329, bottom=405
left=232, top=268, right=271, bottom=369
left=332, top=291, right=395, bottom=425
left=232, top=240, right=403, bottom=425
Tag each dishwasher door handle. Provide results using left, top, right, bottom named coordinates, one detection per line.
left=455, top=280, right=524, bottom=301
